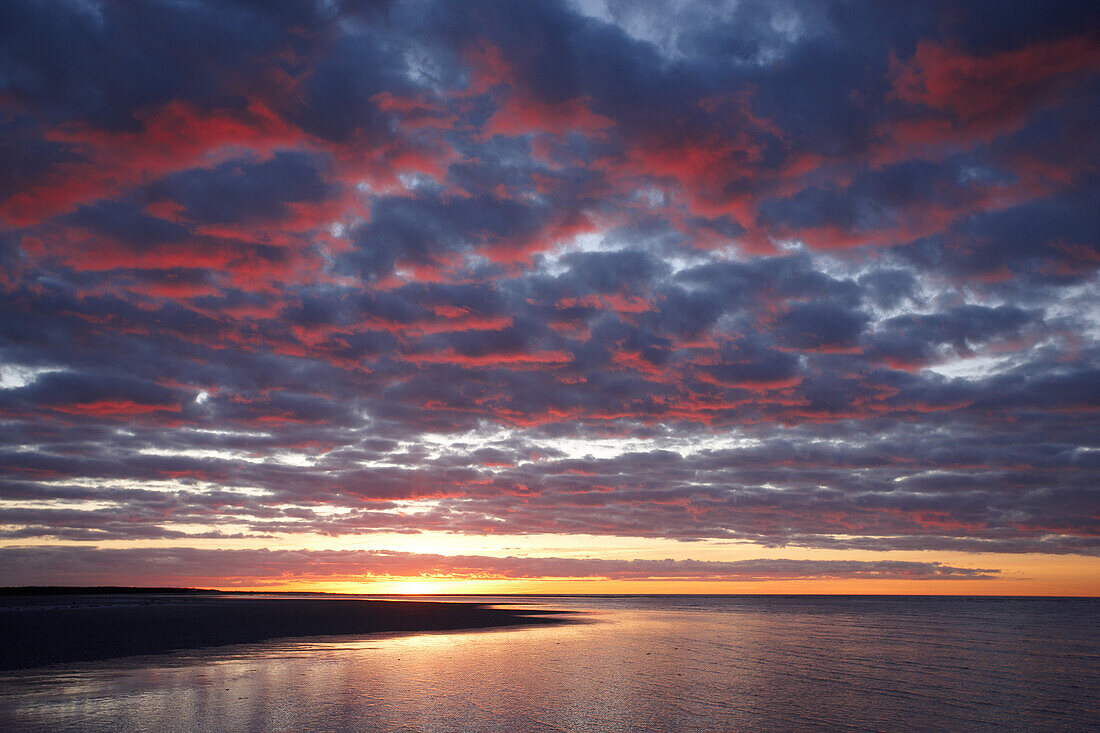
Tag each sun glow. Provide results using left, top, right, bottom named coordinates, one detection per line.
left=393, top=580, right=443, bottom=595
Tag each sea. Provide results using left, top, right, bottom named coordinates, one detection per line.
left=1, top=595, right=1097, bottom=732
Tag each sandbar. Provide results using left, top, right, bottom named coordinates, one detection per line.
left=0, top=589, right=568, bottom=670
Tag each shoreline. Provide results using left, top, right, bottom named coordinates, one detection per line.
left=0, top=594, right=570, bottom=671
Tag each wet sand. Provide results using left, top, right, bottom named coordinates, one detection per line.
left=0, top=592, right=568, bottom=671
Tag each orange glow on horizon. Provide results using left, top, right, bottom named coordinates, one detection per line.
left=21, top=533, right=1091, bottom=597
left=211, top=572, right=1100, bottom=597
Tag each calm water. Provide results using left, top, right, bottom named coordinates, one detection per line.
left=1, top=596, right=1097, bottom=732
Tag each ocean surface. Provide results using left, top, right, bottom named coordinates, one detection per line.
left=1, top=595, right=1097, bottom=732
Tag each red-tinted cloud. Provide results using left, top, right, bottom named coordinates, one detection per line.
left=1, top=0, right=1097, bottom=572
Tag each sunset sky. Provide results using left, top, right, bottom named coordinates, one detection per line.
left=1, top=0, right=1097, bottom=595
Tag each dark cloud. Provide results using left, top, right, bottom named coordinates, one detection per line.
left=66, top=200, right=191, bottom=246
left=146, top=152, right=335, bottom=225
left=0, top=0, right=1097, bottom=583
left=0, top=0, right=333, bottom=127
left=774, top=303, right=868, bottom=351
left=858, top=269, right=919, bottom=310
left=0, top=546, right=999, bottom=587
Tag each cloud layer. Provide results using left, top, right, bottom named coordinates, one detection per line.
left=0, top=547, right=998, bottom=587
left=1, top=0, right=1098, bottom=580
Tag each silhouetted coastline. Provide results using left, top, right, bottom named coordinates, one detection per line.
left=0, top=591, right=568, bottom=671
left=0, top=586, right=223, bottom=596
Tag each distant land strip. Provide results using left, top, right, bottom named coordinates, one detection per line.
left=0, top=586, right=225, bottom=596
left=0, top=592, right=570, bottom=671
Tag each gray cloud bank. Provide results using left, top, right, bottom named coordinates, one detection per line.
left=0, top=546, right=999, bottom=587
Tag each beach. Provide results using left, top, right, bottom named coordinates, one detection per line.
left=0, top=591, right=567, bottom=671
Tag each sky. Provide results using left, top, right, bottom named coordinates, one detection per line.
left=0, top=0, right=1098, bottom=595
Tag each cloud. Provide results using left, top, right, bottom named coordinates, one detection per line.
left=0, top=0, right=1097, bottom=577
left=0, top=546, right=999, bottom=587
